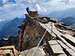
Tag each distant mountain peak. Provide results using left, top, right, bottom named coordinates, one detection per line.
left=62, top=17, right=75, bottom=29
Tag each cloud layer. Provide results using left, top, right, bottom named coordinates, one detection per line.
left=0, top=0, right=75, bottom=21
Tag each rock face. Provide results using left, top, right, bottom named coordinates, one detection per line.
left=20, top=47, right=46, bottom=56
left=18, top=11, right=51, bottom=51
left=0, top=46, right=18, bottom=56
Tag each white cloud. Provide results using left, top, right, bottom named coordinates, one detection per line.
left=0, top=0, right=75, bottom=21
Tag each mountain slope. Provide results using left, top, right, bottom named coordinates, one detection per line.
left=47, top=8, right=75, bottom=19
left=0, top=17, right=24, bottom=37
left=61, top=17, right=75, bottom=29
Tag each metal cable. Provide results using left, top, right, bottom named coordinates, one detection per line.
left=32, top=30, right=47, bottom=56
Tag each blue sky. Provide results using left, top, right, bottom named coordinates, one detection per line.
left=43, top=0, right=49, bottom=2
left=1, top=0, right=16, bottom=3
left=0, top=0, right=75, bottom=21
